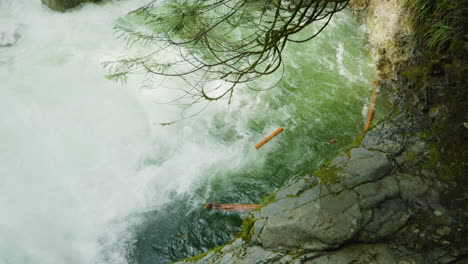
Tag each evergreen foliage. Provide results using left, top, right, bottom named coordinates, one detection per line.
left=413, top=0, right=466, bottom=51
left=105, top=0, right=349, bottom=108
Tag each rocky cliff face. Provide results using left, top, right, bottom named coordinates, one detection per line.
left=174, top=0, right=467, bottom=263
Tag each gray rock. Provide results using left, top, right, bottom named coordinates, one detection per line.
left=295, top=185, right=330, bottom=206
left=304, top=244, right=425, bottom=264
left=396, top=174, right=429, bottom=203
left=219, top=252, right=235, bottom=264
left=394, top=152, right=410, bottom=166
left=362, top=129, right=404, bottom=155
left=278, top=255, right=293, bottom=264
left=257, top=190, right=362, bottom=249
left=349, top=147, right=377, bottom=160
left=251, top=219, right=267, bottom=243
left=275, top=175, right=319, bottom=200
left=407, top=140, right=427, bottom=155
left=41, top=0, right=100, bottom=12
left=260, top=197, right=299, bottom=218
left=242, top=246, right=283, bottom=264
left=354, top=176, right=400, bottom=209
left=231, top=238, right=245, bottom=249
left=41, top=0, right=83, bottom=11
left=276, top=178, right=308, bottom=199
left=303, top=244, right=400, bottom=264
left=329, top=155, right=349, bottom=168
left=340, top=148, right=393, bottom=188
left=374, top=137, right=403, bottom=154
left=358, top=199, right=410, bottom=242
left=251, top=210, right=262, bottom=220
left=222, top=239, right=244, bottom=253
left=325, top=182, right=346, bottom=194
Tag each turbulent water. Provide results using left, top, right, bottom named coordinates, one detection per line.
left=0, top=1, right=383, bottom=264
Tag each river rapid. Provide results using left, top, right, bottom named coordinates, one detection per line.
left=0, top=1, right=378, bottom=263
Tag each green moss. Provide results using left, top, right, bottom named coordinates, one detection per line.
left=406, top=151, right=416, bottom=163
left=211, top=245, right=224, bottom=254
left=402, top=66, right=430, bottom=82
left=421, top=144, right=441, bottom=170
left=260, top=192, right=277, bottom=207
left=235, top=215, right=256, bottom=244
left=342, top=134, right=366, bottom=158
left=350, top=134, right=365, bottom=149
left=314, top=163, right=341, bottom=184
left=440, top=162, right=465, bottom=181
left=420, top=132, right=431, bottom=140
left=312, top=133, right=367, bottom=185
left=175, top=251, right=209, bottom=263
left=420, top=142, right=465, bottom=183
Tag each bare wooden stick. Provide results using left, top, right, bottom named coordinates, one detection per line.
left=364, top=81, right=380, bottom=132
left=204, top=203, right=260, bottom=212
left=255, top=127, right=284, bottom=149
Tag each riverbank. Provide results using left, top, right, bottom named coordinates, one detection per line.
left=174, top=0, right=467, bottom=263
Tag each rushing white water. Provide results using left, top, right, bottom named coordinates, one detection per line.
left=0, top=1, right=266, bottom=263
left=0, top=1, right=378, bottom=264
left=1, top=1, right=150, bottom=263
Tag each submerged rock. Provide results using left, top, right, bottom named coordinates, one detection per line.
left=41, top=0, right=101, bottom=12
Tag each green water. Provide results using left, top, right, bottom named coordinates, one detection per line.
left=127, top=9, right=386, bottom=264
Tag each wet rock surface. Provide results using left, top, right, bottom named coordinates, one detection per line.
left=174, top=0, right=467, bottom=262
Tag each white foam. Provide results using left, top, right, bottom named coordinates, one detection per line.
left=336, top=42, right=357, bottom=83
left=0, top=1, right=252, bottom=263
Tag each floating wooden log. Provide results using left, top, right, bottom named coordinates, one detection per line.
left=255, top=127, right=284, bottom=149
left=204, top=203, right=260, bottom=212
left=364, top=81, right=380, bottom=132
